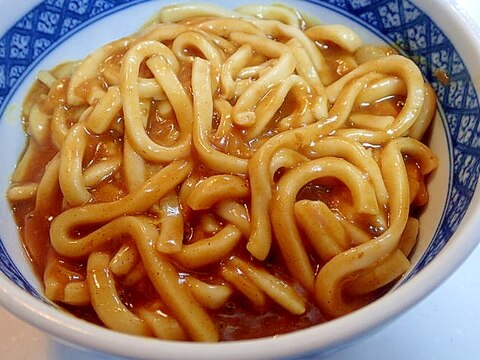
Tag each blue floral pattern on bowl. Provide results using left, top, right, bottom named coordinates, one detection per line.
left=0, top=0, right=479, bottom=298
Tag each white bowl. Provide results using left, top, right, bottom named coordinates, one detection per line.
left=0, top=0, right=480, bottom=359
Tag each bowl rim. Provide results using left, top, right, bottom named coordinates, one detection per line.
left=1, top=0, right=480, bottom=359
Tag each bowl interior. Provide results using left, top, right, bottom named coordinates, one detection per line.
left=0, top=0, right=479, bottom=358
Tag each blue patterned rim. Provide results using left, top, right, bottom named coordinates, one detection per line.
left=0, top=0, right=479, bottom=300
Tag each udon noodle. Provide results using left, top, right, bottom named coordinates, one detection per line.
left=7, top=2, right=438, bottom=341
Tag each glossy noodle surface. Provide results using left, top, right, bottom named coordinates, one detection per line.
left=7, top=3, right=438, bottom=342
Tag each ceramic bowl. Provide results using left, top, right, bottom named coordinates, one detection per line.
left=0, top=0, right=479, bottom=359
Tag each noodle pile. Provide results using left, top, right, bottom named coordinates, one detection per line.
left=7, top=3, right=438, bottom=341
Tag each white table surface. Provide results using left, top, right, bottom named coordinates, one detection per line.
left=1, top=0, right=480, bottom=359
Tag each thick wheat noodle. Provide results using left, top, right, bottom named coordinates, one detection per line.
left=138, top=308, right=187, bottom=341
left=294, top=200, right=349, bottom=262
left=121, top=41, right=191, bottom=162
left=89, top=216, right=218, bottom=341
left=155, top=190, right=184, bottom=254
left=194, top=18, right=265, bottom=37
left=185, top=276, right=233, bottom=310
left=138, top=23, right=189, bottom=43
left=68, top=38, right=131, bottom=106
left=227, top=256, right=306, bottom=314
left=50, top=160, right=192, bottom=257
left=129, top=217, right=219, bottom=341
left=82, top=155, right=122, bottom=187
left=6, top=183, right=37, bottom=202
left=236, top=4, right=302, bottom=27
left=271, top=157, right=380, bottom=290
left=85, top=86, right=122, bottom=134
left=158, top=2, right=242, bottom=23
left=327, top=55, right=425, bottom=143
left=306, top=136, right=389, bottom=217
left=346, top=249, right=410, bottom=296
left=305, top=25, right=362, bottom=53
left=44, top=249, right=90, bottom=306
left=109, top=243, right=139, bottom=276
left=245, top=74, right=313, bottom=140
left=187, top=174, right=249, bottom=210
left=232, top=51, right=296, bottom=126
left=58, top=123, right=90, bottom=206
left=28, top=101, right=50, bottom=144
left=215, top=200, right=251, bottom=238
left=172, top=31, right=225, bottom=68
left=169, top=224, right=242, bottom=269
left=35, top=154, right=61, bottom=214
left=250, top=19, right=332, bottom=83
left=220, top=44, right=254, bottom=100
left=51, top=107, right=72, bottom=148
left=87, top=251, right=153, bottom=336
left=354, top=75, right=406, bottom=104
left=123, top=143, right=145, bottom=192
left=286, top=38, right=328, bottom=119
left=192, top=57, right=249, bottom=173
left=247, top=72, right=385, bottom=261
left=314, top=137, right=437, bottom=317
left=213, top=98, right=234, bottom=138
left=220, top=264, right=267, bottom=308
